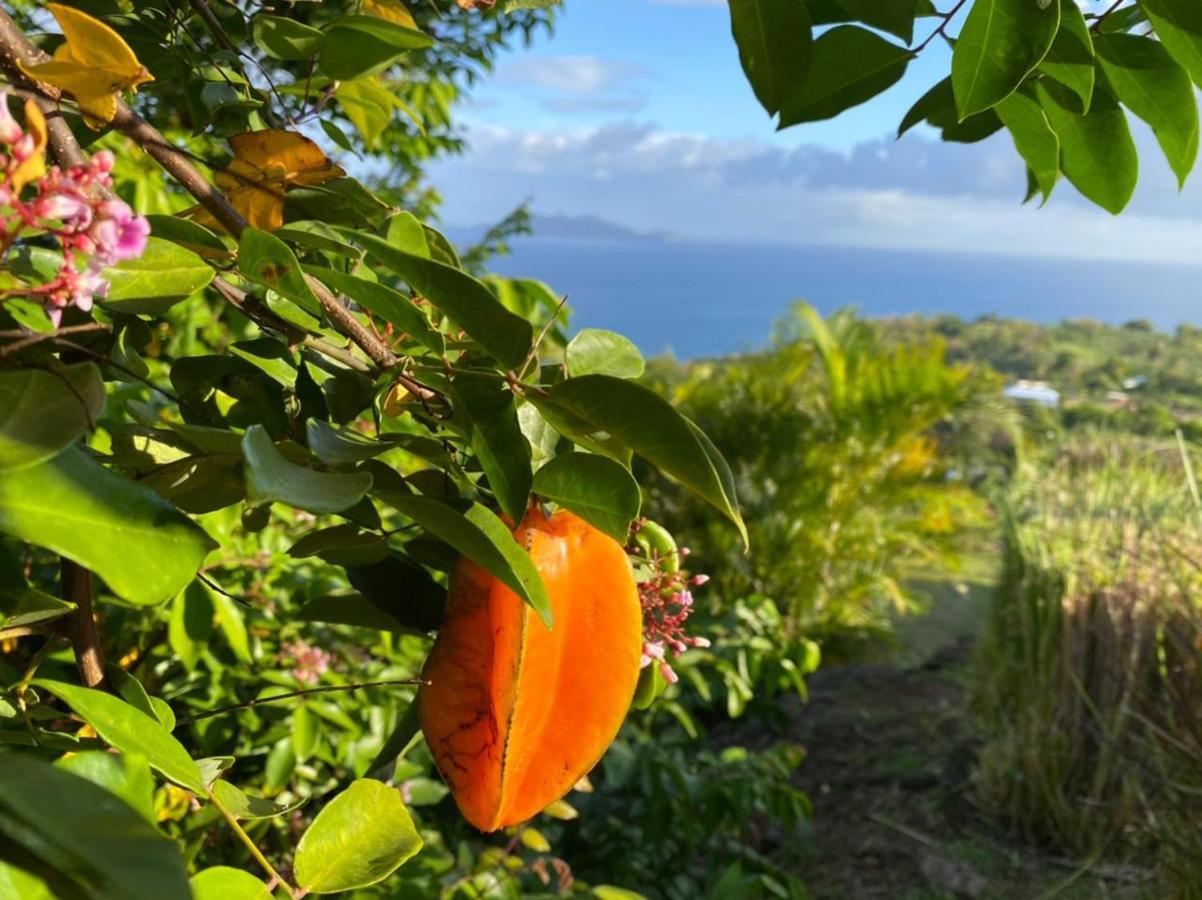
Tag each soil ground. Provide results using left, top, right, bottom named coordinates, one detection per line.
left=722, top=578, right=1156, bottom=900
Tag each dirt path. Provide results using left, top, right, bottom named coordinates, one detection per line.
left=725, top=581, right=1150, bottom=899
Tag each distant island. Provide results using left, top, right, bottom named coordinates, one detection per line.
left=453, top=213, right=671, bottom=244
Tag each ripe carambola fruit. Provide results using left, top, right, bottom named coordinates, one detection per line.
left=419, top=508, right=642, bottom=832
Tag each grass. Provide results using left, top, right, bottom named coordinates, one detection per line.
left=973, top=443, right=1202, bottom=895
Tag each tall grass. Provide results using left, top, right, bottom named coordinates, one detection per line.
left=974, top=442, right=1202, bottom=892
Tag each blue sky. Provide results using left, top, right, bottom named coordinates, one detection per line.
left=428, top=1, right=1202, bottom=265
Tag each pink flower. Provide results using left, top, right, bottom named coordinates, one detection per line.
left=34, top=190, right=92, bottom=230
left=281, top=640, right=333, bottom=685
left=0, top=94, right=22, bottom=145
left=91, top=199, right=150, bottom=263
left=89, top=198, right=149, bottom=261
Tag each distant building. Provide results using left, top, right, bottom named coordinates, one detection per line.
left=1107, top=390, right=1134, bottom=410
left=1122, top=375, right=1148, bottom=391
left=1004, top=380, right=1061, bottom=408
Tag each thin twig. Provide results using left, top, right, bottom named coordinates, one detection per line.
left=915, top=0, right=969, bottom=52
left=176, top=678, right=426, bottom=725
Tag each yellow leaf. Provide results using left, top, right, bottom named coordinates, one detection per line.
left=199, top=130, right=345, bottom=232
left=381, top=382, right=413, bottom=417
left=362, top=0, right=419, bottom=29
left=10, top=100, right=47, bottom=192
left=543, top=799, right=579, bottom=820
left=20, top=3, right=153, bottom=128
left=520, top=827, right=551, bottom=853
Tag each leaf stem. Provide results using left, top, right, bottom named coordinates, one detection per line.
left=208, top=786, right=299, bottom=899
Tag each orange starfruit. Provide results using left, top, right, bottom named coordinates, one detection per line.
left=419, top=508, right=642, bottom=832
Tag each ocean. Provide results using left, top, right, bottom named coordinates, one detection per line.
left=486, top=237, right=1202, bottom=360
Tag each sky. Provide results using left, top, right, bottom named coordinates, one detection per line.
left=426, top=0, right=1202, bottom=266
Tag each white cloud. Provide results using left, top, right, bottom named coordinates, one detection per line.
left=430, top=119, right=1202, bottom=266
left=498, top=55, right=651, bottom=94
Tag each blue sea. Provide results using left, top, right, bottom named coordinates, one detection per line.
left=486, top=238, right=1202, bottom=360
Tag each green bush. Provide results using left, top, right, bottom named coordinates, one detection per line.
left=643, top=304, right=1002, bottom=646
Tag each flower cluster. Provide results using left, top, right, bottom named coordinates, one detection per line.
left=634, top=536, right=710, bottom=685
left=280, top=639, right=333, bottom=685
left=0, top=94, right=149, bottom=325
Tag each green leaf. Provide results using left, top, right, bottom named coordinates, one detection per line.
left=101, top=237, right=215, bottom=314
left=727, top=0, right=812, bottom=116
left=367, top=702, right=421, bottom=775
left=336, top=78, right=404, bottom=150
left=275, top=220, right=362, bottom=258
left=951, top=0, right=1059, bottom=118
left=1037, top=80, right=1138, bottom=213
left=288, top=524, right=387, bottom=565
left=291, top=705, right=321, bottom=763
left=319, top=15, right=434, bottom=81
left=592, top=887, right=648, bottom=900
left=779, top=26, right=911, bottom=126
left=0, top=363, right=104, bottom=473
left=229, top=338, right=298, bottom=389
left=1139, top=0, right=1202, bottom=87
left=190, top=867, right=274, bottom=900
left=293, top=779, right=423, bottom=894
left=995, top=90, right=1059, bottom=201
left=898, top=76, right=1003, bottom=142
left=0, top=861, right=53, bottom=900
left=169, top=582, right=214, bottom=672
left=0, top=548, right=74, bottom=628
left=33, top=681, right=206, bottom=793
left=252, top=14, right=323, bottom=61
left=212, top=589, right=252, bottom=663
left=55, top=751, right=156, bottom=825
left=376, top=494, right=553, bottom=627
left=242, top=425, right=373, bottom=515
left=237, top=229, right=321, bottom=316
left=345, top=552, right=446, bottom=632
left=1095, top=32, right=1199, bottom=188
left=546, top=375, right=748, bottom=547
left=1039, top=0, right=1094, bottom=112
left=831, top=0, right=919, bottom=43
left=302, top=266, right=444, bottom=353
left=337, top=231, right=533, bottom=370
left=211, top=780, right=304, bottom=820
left=145, top=215, right=230, bottom=260
left=106, top=665, right=166, bottom=727
left=565, top=329, right=646, bottom=379
left=306, top=420, right=390, bottom=465
left=532, top=452, right=641, bottom=542
left=0, top=446, right=216, bottom=606
left=298, top=592, right=419, bottom=633
left=451, top=374, right=532, bottom=522
left=0, top=751, right=190, bottom=900
left=519, top=403, right=561, bottom=471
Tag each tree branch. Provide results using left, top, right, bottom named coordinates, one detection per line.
left=61, top=559, right=106, bottom=690
left=0, top=7, right=88, bottom=169
left=0, top=7, right=441, bottom=404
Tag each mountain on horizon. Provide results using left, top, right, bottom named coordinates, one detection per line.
left=456, top=213, right=671, bottom=243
